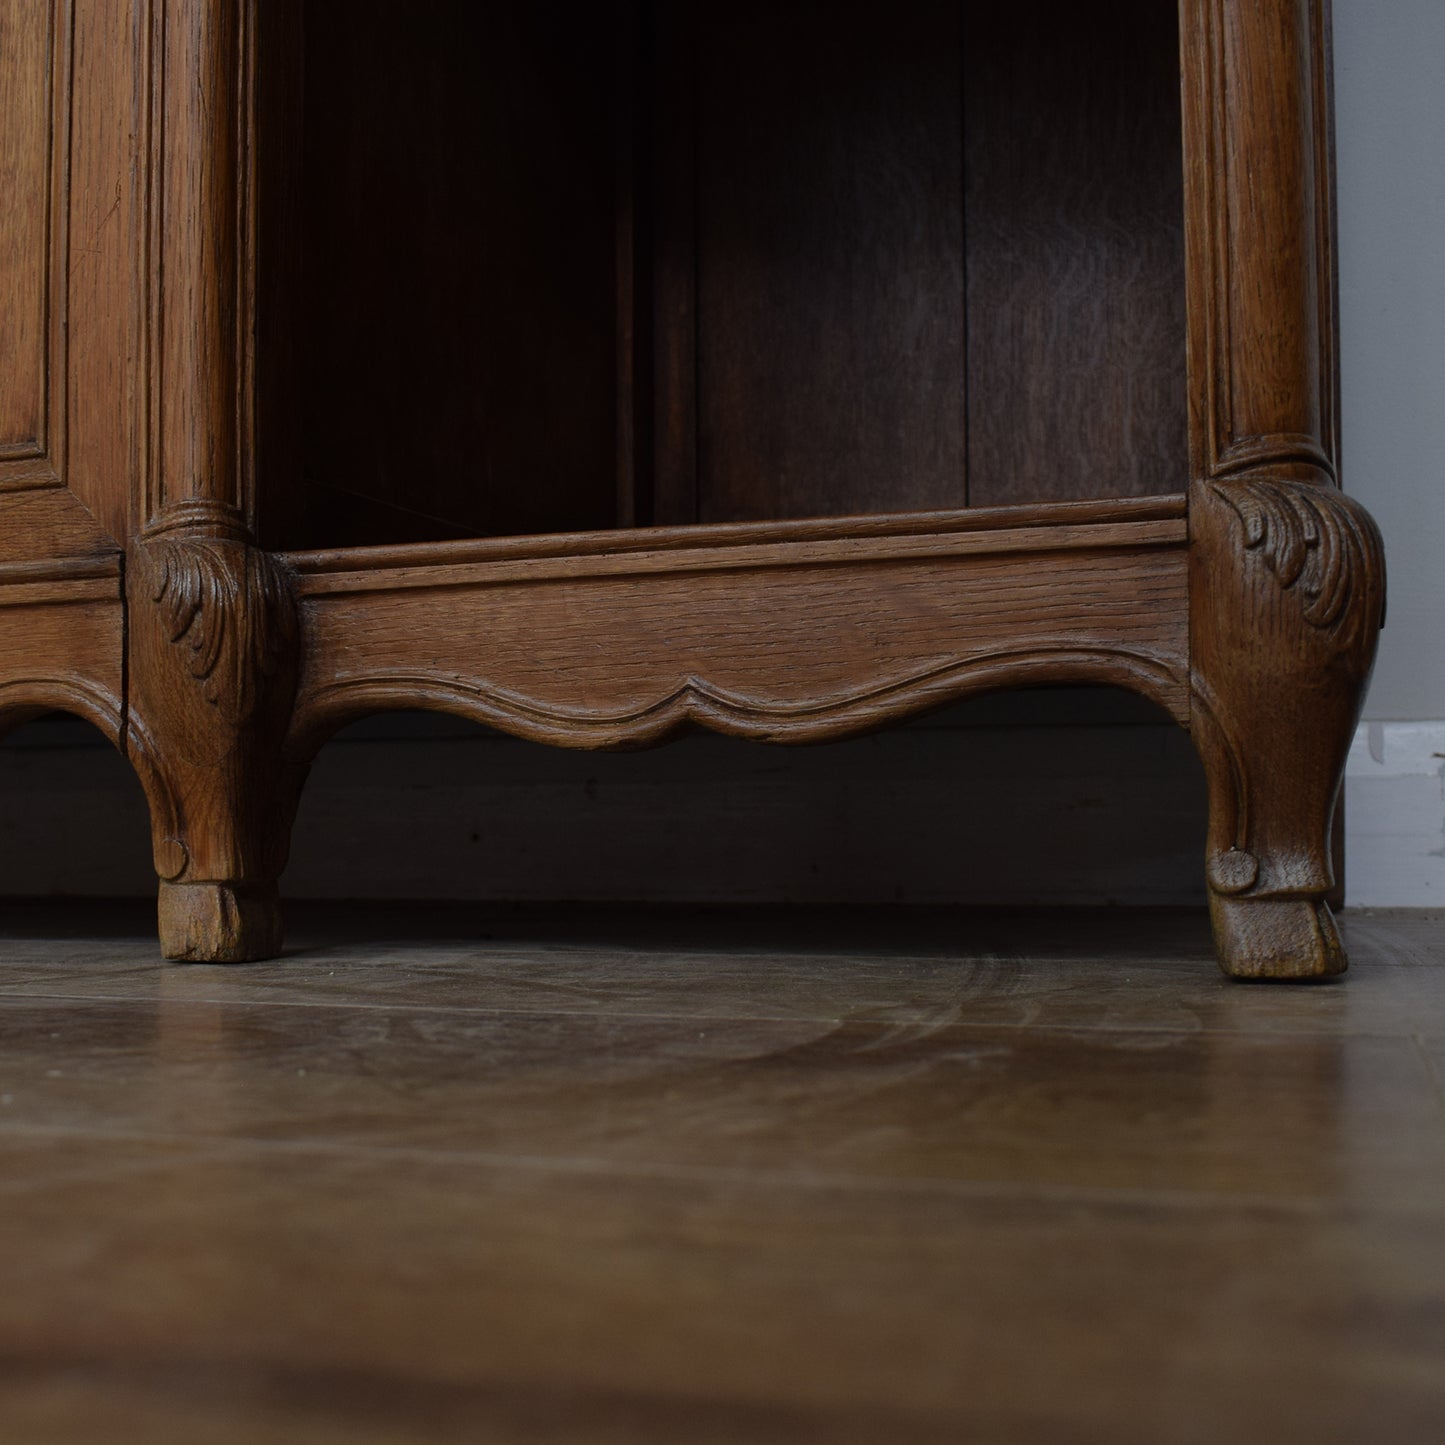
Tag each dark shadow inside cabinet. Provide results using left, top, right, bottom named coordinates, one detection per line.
left=254, top=0, right=1188, bottom=551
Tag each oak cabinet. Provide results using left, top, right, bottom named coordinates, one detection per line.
left=0, top=1, right=1383, bottom=975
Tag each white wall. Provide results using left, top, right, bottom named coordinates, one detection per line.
left=1334, top=0, right=1445, bottom=903
left=1334, top=0, right=1445, bottom=722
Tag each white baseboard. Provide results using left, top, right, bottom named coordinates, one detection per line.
left=1346, top=721, right=1445, bottom=907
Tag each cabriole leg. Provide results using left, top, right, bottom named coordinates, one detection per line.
left=125, top=511, right=304, bottom=962
left=1190, top=476, right=1385, bottom=980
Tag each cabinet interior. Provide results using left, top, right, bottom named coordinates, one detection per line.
left=254, top=0, right=1187, bottom=551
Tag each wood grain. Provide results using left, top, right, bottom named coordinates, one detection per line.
left=0, top=566, right=124, bottom=752
left=127, top=1, right=302, bottom=961
left=1181, top=0, right=1383, bottom=977
left=0, top=489, right=117, bottom=569
left=65, top=0, right=147, bottom=545
left=257, top=0, right=1189, bottom=536
left=152, top=0, right=246, bottom=523
left=647, top=1, right=698, bottom=528
left=963, top=0, right=1188, bottom=505
left=1184, top=0, right=1340, bottom=482
left=680, top=0, right=966, bottom=523
left=0, top=0, right=68, bottom=485
left=126, top=526, right=304, bottom=963
left=0, top=0, right=149, bottom=545
left=0, top=907, right=1442, bottom=1441
left=287, top=518, right=1190, bottom=754
left=249, top=0, right=303, bottom=551
left=0, top=0, right=130, bottom=817
left=1190, top=476, right=1384, bottom=979
left=288, top=518, right=1188, bottom=596
left=284, top=493, right=1189, bottom=577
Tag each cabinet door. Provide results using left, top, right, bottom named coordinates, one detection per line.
left=0, top=0, right=137, bottom=557
left=0, top=0, right=133, bottom=738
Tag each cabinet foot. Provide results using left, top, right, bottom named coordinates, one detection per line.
left=1208, top=894, right=1345, bottom=981
left=158, top=881, right=284, bottom=963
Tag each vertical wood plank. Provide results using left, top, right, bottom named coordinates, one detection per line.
left=614, top=1, right=649, bottom=529
left=250, top=0, right=304, bottom=549
left=963, top=0, right=1187, bottom=505
left=687, top=0, right=966, bottom=523
left=153, top=0, right=245, bottom=522
left=1220, top=0, right=1321, bottom=464
left=1182, top=0, right=1338, bottom=485
left=649, top=2, right=699, bottom=526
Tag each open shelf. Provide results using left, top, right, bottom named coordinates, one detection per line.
left=254, top=0, right=1187, bottom=552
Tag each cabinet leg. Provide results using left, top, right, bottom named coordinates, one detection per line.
left=1189, top=476, right=1385, bottom=980
left=125, top=512, right=303, bottom=962
left=156, top=881, right=285, bottom=964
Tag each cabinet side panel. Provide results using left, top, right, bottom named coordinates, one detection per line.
left=964, top=0, right=1188, bottom=505
left=682, top=0, right=966, bottom=524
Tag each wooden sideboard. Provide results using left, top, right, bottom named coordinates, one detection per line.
left=0, top=0, right=1383, bottom=975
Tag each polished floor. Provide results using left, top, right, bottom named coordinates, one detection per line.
left=0, top=904, right=1442, bottom=1444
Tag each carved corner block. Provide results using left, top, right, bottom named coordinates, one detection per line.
left=1189, top=475, right=1386, bottom=979
left=125, top=509, right=304, bottom=962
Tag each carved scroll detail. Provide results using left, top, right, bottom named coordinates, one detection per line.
left=145, top=538, right=297, bottom=728
left=1210, top=478, right=1385, bottom=642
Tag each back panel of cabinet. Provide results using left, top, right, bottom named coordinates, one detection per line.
left=257, top=1, right=619, bottom=548
left=961, top=1, right=1188, bottom=507
left=255, top=0, right=1187, bottom=549
left=654, top=0, right=967, bottom=525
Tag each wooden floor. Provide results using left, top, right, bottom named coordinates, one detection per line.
left=0, top=904, right=1442, bottom=1444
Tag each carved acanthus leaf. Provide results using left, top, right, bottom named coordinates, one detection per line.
left=148, top=538, right=297, bottom=726
left=1211, top=478, right=1385, bottom=638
